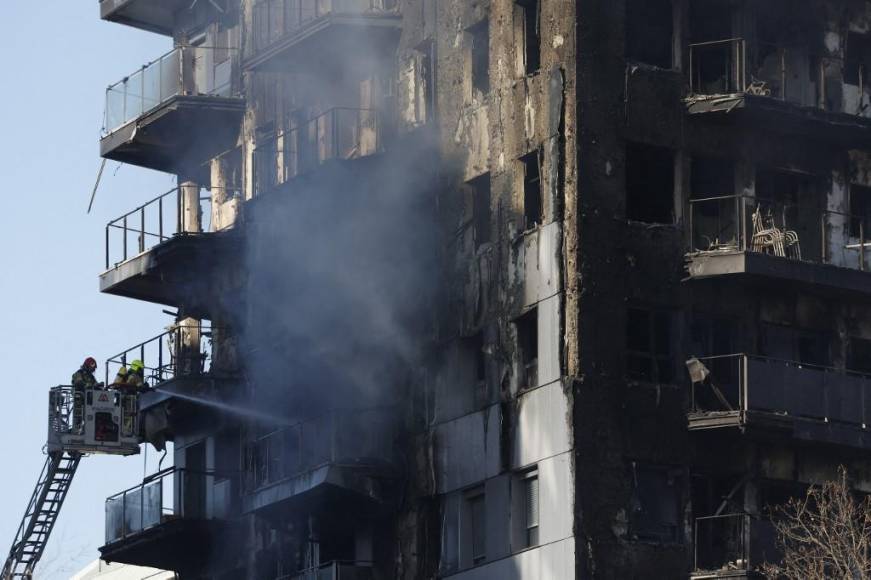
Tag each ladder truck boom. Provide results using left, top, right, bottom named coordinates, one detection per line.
left=2, top=386, right=141, bottom=580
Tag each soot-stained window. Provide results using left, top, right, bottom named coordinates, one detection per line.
left=469, top=20, right=490, bottom=96
left=522, top=151, right=543, bottom=229
left=626, top=142, right=675, bottom=224
left=516, top=308, right=538, bottom=390
left=471, top=173, right=491, bottom=248
left=630, top=464, right=682, bottom=543
left=626, top=0, right=673, bottom=68
left=626, top=307, right=674, bottom=383
left=516, top=0, right=541, bottom=75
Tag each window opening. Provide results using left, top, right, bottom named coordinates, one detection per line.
left=522, top=470, right=540, bottom=548
left=626, top=0, right=673, bottom=68
left=626, top=308, right=674, bottom=383
left=469, top=20, right=490, bottom=96
left=516, top=0, right=541, bottom=75
left=471, top=174, right=491, bottom=248
left=522, top=151, right=543, bottom=229
left=465, top=488, right=486, bottom=565
left=630, top=464, right=682, bottom=543
left=626, top=142, right=674, bottom=223
left=516, top=308, right=538, bottom=389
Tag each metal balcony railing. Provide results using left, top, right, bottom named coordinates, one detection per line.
left=104, top=186, right=241, bottom=269
left=104, top=45, right=237, bottom=135
left=245, top=408, right=394, bottom=492
left=253, top=107, right=381, bottom=196
left=688, top=38, right=847, bottom=112
left=105, top=467, right=206, bottom=543
left=105, top=322, right=215, bottom=387
left=689, top=354, right=871, bottom=429
left=252, top=0, right=397, bottom=52
left=688, top=194, right=871, bottom=272
left=693, top=513, right=778, bottom=574
left=281, top=561, right=374, bottom=580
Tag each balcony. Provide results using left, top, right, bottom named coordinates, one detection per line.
left=99, top=0, right=184, bottom=36
left=686, top=195, right=871, bottom=294
left=100, top=185, right=241, bottom=316
left=688, top=354, right=871, bottom=449
left=106, top=323, right=236, bottom=443
left=289, top=562, right=374, bottom=580
left=692, top=514, right=778, bottom=579
left=243, top=408, right=396, bottom=514
left=253, top=107, right=382, bottom=197
left=100, top=467, right=233, bottom=573
left=246, top=0, right=401, bottom=73
left=101, top=46, right=244, bottom=175
left=686, top=39, right=871, bottom=146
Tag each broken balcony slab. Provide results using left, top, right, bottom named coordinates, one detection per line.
left=99, top=0, right=182, bottom=36
left=100, top=231, right=241, bottom=318
left=685, top=250, right=871, bottom=298
left=139, top=375, right=239, bottom=444
left=100, top=95, right=245, bottom=175
left=684, top=93, right=871, bottom=149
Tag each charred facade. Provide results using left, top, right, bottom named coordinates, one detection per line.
left=91, top=0, right=871, bottom=578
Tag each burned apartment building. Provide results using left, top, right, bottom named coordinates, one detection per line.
left=87, top=0, right=871, bottom=578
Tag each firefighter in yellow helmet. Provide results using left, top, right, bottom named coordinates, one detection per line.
left=126, top=359, right=147, bottom=391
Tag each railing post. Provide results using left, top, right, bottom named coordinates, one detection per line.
left=105, top=225, right=110, bottom=270
left=158, top=196, right=164, bottom=241
left=689, top=46, right=694, bottom=94
left=140, top=207, right=146, bottom=253
left=821, top=211, right=828, bottom=264
left=121, top=492, right=127, bottom=538
left=741, top=355, right=748, bottom=411
left=780, top=48, right=786, bottom=101
left=122, top=216, right=128, bottom=261
left=331, top=411, right=338, bottom=462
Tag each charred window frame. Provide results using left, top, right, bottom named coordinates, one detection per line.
left=760, top=323, right=832, bottom=368
left=850, top=184, right=871, bottom=238
left=470, top=173, right=491, bottom=248
left=418, top=39, right=436, bottom=124
left=626, top=307, right=674, bottom=384
left=468, top=19, right=490, bottom=97
left=690, top=312, right=736, bottom=357
left=522, top=150, right=543, bottom=229
left=515, top=0, right=541, bottom=76
left=626, top=0, right=673, bottom=69
left=254, top=122, right=277, bottom=197
left=515, top=308, right=538, bottom=390
left=848, top=336, right=871, bottom=374
left=463, top=332, right=487, bottom=407
left=845, top=32, right=871, bottom=87
left=626, top=142, right=675, bottom=224
left=629, top=463, right=683, bottom=543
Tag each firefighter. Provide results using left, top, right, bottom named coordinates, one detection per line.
left=111, top=364, right=128, bottom=388
left=72, top=357, right=99, bottom=391
left=126, top=359, right=148, bottom=391
left=71, top=357, right=99, bottom=432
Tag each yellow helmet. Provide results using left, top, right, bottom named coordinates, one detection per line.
left=130, top=360, right=145, bottom=373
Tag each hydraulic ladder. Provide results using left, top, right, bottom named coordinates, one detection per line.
left=2, top=451, right=81, bottom=580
